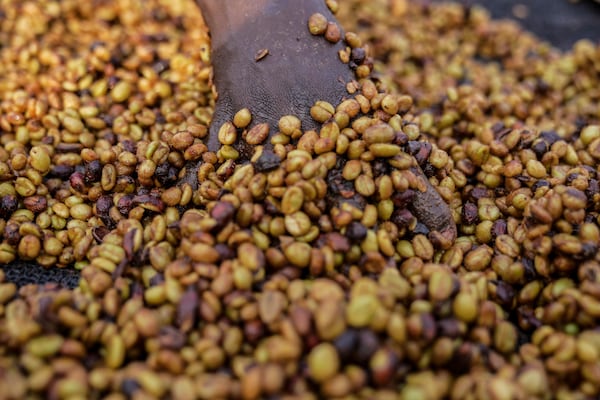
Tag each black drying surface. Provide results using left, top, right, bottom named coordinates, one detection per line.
left=1, top=260, right=80, bottom=289
left=438, top=0, right=600, bottom=51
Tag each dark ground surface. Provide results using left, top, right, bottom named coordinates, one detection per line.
left=1, top=261, right=81, bottom=288
left=441, top=0, right=600, bottom=50
left=1, top=0, right=600, bottom=288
